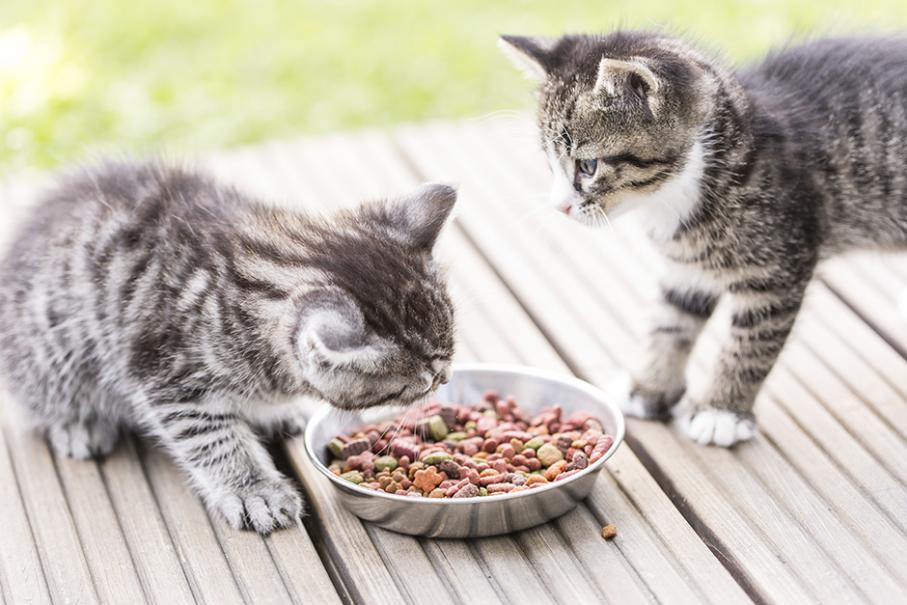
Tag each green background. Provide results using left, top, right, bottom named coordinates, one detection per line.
left=2, top=0, right=905, bottom=173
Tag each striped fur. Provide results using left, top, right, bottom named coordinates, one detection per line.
left=0, top=161, right=456, bottom=532
left=502, top=31, right=907, bottom=446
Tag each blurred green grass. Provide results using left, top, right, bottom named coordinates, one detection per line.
left=2, top=0, right=907, bottom=172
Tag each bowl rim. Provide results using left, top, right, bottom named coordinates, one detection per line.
left=303, top=362, right=626, bottom=505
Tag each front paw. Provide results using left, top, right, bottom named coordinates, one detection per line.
left=213, top=476, right=304, bottom=534
left=608, top=371, right=684, bottom=420
left=677, top=401, right=756, bottom=447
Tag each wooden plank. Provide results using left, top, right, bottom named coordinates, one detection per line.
left=139, top=445, right=246, bottom=605
left=208, top=514, right=295, bottom=605
left=364, top=527, right=459, bottom=605
left=0, top=412, right=51, bottom=605
left=95, top=438, right=195, bottom=604
left=263, top=522, right=344, bottom=605
left=210, top=146, right=425, bottom=604
left=141, top=419, right=338, bottom=605
left=464, top=118, right=907, bottom=589
left=394, top=119, right=848, bottom=604
left=343, top=131, right=750, bottom=604
left=284, top=133, right=651, bottom=604
left=805, top=284, right=907, bottom=438
left=418, top=540, right=505, bottom=605
left=2, top=418, right=99, bottom=605
left=820, top=256, right=907, bottom=355
left=235, top=139, right=502, bottom=602
left=283, top=442, right=407, bottom=605
left=53, top=453, right=147, bottom=604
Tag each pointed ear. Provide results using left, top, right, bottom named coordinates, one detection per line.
left=594, top=57, right=661, bottom=114
left=498, top=35, right=557, bottom=81
left=390, top=183, right=457, bottom=251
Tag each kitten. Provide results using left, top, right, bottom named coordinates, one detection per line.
left=501, top=31, right=907, bottom=446
left=0, top=161, right=456, bottom=533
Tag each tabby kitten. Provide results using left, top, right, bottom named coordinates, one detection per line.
left=0, top=161, right=456, bottom=533
left=501, top=31, right=907, bottom=446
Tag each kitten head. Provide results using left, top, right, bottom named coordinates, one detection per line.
left=500, top=31, right=717, bottom=227
left=296, top=183, right=457, bottom=410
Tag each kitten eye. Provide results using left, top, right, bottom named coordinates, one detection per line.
left=576, top=158, right=598, bottom=178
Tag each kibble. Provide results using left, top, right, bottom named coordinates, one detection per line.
left=601, top=524, right=618, bottom=540
left=327, top=392, right=613, bottom=498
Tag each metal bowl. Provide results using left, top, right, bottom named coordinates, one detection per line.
left=303, top=363, right=625, bottom=538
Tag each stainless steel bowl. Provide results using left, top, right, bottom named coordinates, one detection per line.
left=304, top=364, right=625, bottom=538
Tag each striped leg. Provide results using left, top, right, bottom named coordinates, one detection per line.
left=679, top=284, right=806, bottom=447
left=244, top=401, right=307, bottom=439
left=149, top=403, right=303, bottom=534
left=612, top=284, right=718, bottom=419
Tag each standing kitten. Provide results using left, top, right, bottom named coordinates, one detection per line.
left=0, top=161, right=456, bottom=532
left=501, top=31, right=907, bottom=446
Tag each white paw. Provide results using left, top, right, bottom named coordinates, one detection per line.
left=213, top=477, right=304, bottom=534
left=680, top=408, right=756, bottom=447
left=607, top=371, right=678, bottom=420
left=48, top=419, right=120, bottom=460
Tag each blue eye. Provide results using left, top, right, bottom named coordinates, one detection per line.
left=576, top=158, right=598, bottom=177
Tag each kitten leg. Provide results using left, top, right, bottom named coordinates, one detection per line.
left=48, top=413, right=120, bottom=460
left=612, top=284, right=718, bottom=419
left=244, top=401, right=307, bottom=439
left=149, top=403, right=303, bottom=534
left=678, top=284, right=806, bottom=447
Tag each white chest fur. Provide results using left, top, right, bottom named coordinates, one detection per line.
left=614, top=140, right=705, bottom=242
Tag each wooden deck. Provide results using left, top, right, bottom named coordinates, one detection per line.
left=2, top=116, right=907, bottom=604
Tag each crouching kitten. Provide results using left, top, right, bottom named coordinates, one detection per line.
left=0, top=161, right=456, bottom=533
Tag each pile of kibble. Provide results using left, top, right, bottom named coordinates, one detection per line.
left=326, top=391, right=613, bottom=498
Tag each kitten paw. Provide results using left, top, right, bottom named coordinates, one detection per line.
left=679, top=406, right=756, bottom=447
left=215, top=477, right=304, bottom=534
left=251, top=404, right=307, bottom=439
left=270, top=408, right=306, bottom=438
left=48, top=418, right=120, bottom=460
left=608, top=371, right=683, bottom=420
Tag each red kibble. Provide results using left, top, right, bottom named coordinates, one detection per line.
left=554, top=469, right=582, bottom=482
left=329, top=396, right=611, bottom=498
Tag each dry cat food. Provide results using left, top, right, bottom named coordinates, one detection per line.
left=326, top=391, right=614, bottom=498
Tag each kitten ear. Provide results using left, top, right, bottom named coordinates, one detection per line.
left=594, top=57, right=661, bottom=115
left=498, top=35, right=557, bottom=81
left=390, top=183, right=457, bottom=251
left=299, top=294, right=383, bottom=367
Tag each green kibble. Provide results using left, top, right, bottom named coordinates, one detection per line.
left=428, top=415, right=448, bottom=441
left=422, top=452, right=453, bottom=465
left=464, top=420, right=477, bottom=431
left=328, top=438, right=345, bottom=458
left=341, top=470, right=364, bottom=484
left=483, top=410, right=497, bottom=417
left=374, top=456, right=399, bottom=472
left=479, top=487, right=488, bottom=496
left=524, top=437, right=545, bottom=450
left=445, top=431, right=467, bottom=442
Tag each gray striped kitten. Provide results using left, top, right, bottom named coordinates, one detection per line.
left=0, top=161, right=456, bottom=533
left=501, top=31, right=907, bottom=446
